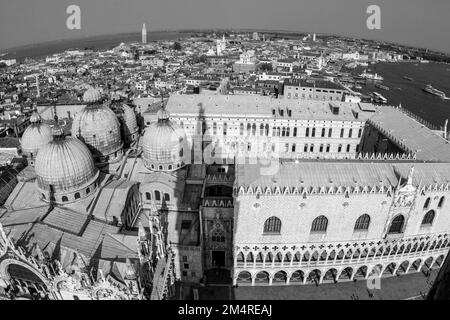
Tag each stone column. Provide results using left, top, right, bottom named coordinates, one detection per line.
left=393, top=264, right=401, bottom=276
left=405, top=263, right=412, bottom=274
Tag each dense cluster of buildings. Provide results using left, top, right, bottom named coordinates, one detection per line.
left=0, top=31, right=449, bottom=300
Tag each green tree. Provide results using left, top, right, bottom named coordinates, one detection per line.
left=259, top=62, right=273, bottom=72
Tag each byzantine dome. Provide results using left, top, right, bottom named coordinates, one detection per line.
left=142, top=108, right=188, bottom=172
left=35, top=126, right=99, bottom=204
left=110, top=97, right=139, bottom=146
left=21, top=111, right=53, bottom=164
left=71, top=88, right=123, bottom=163
left=122, top=103, right=139, bottom=138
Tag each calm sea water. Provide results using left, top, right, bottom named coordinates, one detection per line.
left=0, top=31, right=190, bottom=62
left=356, top=62, right=450, bottom=127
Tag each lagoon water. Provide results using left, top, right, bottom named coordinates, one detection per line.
left=356, top=62, right=450, bottom=127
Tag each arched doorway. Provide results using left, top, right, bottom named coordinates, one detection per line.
left=353, top=266, right=368, bottom=280
left=410, top=259, right=422, bottom=272
left=369, top=264, right=383, bottom=277
left=236, top=271, right=252, bottom=284
left=339, top=267, right=353, bottom=280
left=254, top=271, right=270, bottom=285
left=323, top=268, right=338, bottom=283
left=6, top=263, right=48, bottom=298
left=382, top=262, right=397, bottom=277
left=272, top=271, right=288, bottom=284
left=306, top=269, right=321, bottom=285
left=433, top=255, right=445, bottom=268
left=289, top=270, right=304, bottom=284
left=396, top=261, right=409, bottom=275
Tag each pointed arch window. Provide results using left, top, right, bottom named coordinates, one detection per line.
left=422, top=210, right=435, bottom=225
left=438, top=196, right=445, bottom=208
left=424, top=197, right=431, bottom=209
left=388, top=215, right=405, bottom=234
left=211, top=229, right=225, bottom=242
left=311, top=215, right=328, bottom=232
left=354, top=214, right=370, bottom=231
left=263, top=216, right=281, bottom=234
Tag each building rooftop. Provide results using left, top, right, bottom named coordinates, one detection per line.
left=235, top=161, right=450, bottom=191
left=284, top=78, right=345, bottom=90
left=164, top=94, right=374, bottom=122
left=368, top=107, right=450, bottom=162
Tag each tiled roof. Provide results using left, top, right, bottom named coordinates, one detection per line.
left=164, top=94, right=373, bottom=121
left=235, top=161, right=450, bottom=190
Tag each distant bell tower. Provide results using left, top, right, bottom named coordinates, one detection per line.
left=35, top=75, right=40, bottom=98
left=142, top=23, right=147, bottom=44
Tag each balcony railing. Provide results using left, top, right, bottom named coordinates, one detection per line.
left=235, top=246, right=449, bottom=270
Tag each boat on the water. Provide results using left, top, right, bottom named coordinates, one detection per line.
left=423, top=84, right=446, bottom=98
left=403, top=76, right=414, bottom=81
left=375, top=83, right=390, bottom=91
left=359, top=71, right=383, bottom=81
left=371, top=92, right=388, bottom=104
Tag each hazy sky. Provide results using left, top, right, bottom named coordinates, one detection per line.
left=1, top=0, right=450, bottom=52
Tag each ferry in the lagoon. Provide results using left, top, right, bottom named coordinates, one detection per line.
left=371, top=92, right=388, bottom=104
left=423, top=84, right=446, bottom=98
left=358, top=71, right=383, bottom=81
left=375, top=83, right=390, bottom=91
left=403, top=76, right=414, bottom=81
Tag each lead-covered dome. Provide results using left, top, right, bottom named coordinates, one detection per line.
left=72, top=88, right=123, bottom=163
left=121, top=103, right=139, bottom=143
left=21, top=111, right=52, bottom=165
left=35, top=126, right=99, bottom=204
left=110, top=97, right=139, bottom=147
left=142, top=108, right=188, bottom=172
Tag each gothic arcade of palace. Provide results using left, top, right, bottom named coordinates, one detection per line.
left=1, top=91, right=450, bottom=299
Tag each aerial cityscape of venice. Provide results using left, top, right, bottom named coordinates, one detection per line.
left=0, top=0, right=450, bottom=306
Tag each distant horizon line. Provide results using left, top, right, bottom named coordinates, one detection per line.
left=1, top=27, right=449, bottom=57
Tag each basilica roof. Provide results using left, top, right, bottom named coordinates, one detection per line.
left=0, top=175, right=139, bottom=264
left=72, top=88, right=123, bottom=158
left=35, top=127, right=99, bottom=195
left=142, top=108, right=188, bottom=171
left=20, top=111, right=53, bottom=157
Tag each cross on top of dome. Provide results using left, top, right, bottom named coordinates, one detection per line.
left=83, top=88, right=103, bottom=104
left=51, top=125, right=65, bottom=139
left=157, top=107, right=170, bottom=122
left=29, top=110, right=42, bottom=124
